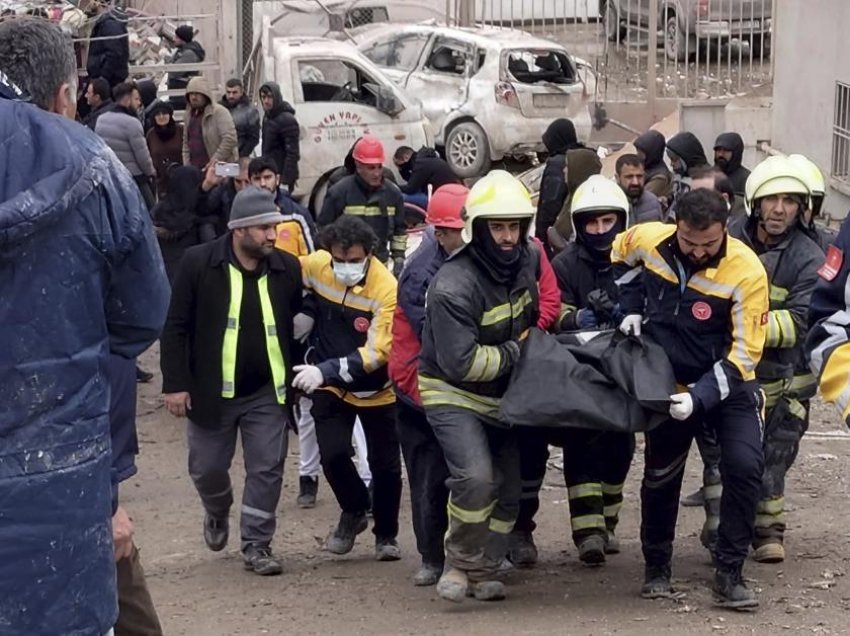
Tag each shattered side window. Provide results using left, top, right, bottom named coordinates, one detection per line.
left=425, top=38, right=469, bottom=76
left=505, top=49, right=577, bottom=85
left=392, top=33, right=430, bottom=71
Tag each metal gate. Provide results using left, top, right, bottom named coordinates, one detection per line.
left=465, top=0, right=775, bottom=102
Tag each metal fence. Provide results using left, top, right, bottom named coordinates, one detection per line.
left=467, top=0, right=775, bottom=101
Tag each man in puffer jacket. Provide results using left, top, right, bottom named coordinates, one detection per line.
left=96, top=80, right=156, bottom=209
left=260, top=81, right=300, bottom=191
left=0, top=17, right=169, bottom=636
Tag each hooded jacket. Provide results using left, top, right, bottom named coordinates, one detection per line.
left=399, top=146, right=460, bottom=195
left=221, top=94, right=261, bottom=157
left=634, top=129, right=672, bottom=200
left=167, top=40, right=206, bottom=93
left=261, top=82, right=300, bottom=188
left=667, top=132, right=708, bottom=173
left=96, top=105, right=156, bottom=177
left=714, top=132, right=751, bottom=196
left=0, top=98, right=169, bottom=636
left=551, top=148, right=603, bottom=241
left=181, top=76, right=238, bottom=166
left=86, top=7, right=129, bottom=87
left=537, top=119, right=586, bottom=247
left=728, top=211, right=824, bottom=383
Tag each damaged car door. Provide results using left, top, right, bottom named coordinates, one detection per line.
left=403, top=36, right=477, bottom=142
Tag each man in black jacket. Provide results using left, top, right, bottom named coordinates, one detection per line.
left=260, top=81, right=300, bottom=191
left=84, top=0, right=129, bottom=88
left=393, top=145, right=460, bottom=208
left=222, top=78, right=260, bottom=158
left=536, top=118, right=584, bottom=252
left=167, top=25, right=205, bottom=111
left=666, top=131, right=709, bottom=209
left=82, top=77, right=114, bottom=130
left=319, top=135, right=406, bottom=272
left=161, top=186, right=302, bottom=576
left=714, top=132, right=751, bottom=197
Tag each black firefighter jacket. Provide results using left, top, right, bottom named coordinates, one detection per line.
left=552, top=243, right=619, bottom=332
left=160, top=234, right=303, bottom=425
left=728, top=215, right=824, bottom=383
left=418, top=243, right=541, bottom=422
left=261, top=82, right=300, bottom=188
left=318, top=173, right=406, bottom=262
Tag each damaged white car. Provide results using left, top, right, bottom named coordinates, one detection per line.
left=355, top=24, right=594, bottom=178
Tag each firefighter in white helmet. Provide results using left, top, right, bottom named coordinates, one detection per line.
left=418, top=170, right=541, bottom=603
left=510, top=175, right=635, bottom=568
left=788, top=154, right=837, bottom=249
left=728, top=155, right=824, bottom=564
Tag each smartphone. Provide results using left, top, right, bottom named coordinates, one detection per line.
left=214, top=162, right=241, bottom=178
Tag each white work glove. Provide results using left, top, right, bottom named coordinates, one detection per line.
left=669, top=392, right=694, bottom=421
left=292, top=365, right=324, bottom=394
left=293, top=313, right=315, bottom=343
left=619, top=313, right=643, bottom=337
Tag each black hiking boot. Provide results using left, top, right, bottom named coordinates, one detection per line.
left=641, top=563, right=673, bottom=599
left=713, top=566, right=758, bottom=610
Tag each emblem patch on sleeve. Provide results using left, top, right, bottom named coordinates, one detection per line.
left=818, top=244, right=844, bottom=281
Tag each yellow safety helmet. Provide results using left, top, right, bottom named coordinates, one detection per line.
left=462, top=170, right=535, bottom=243
left=744, top=155, right=811, bottom=216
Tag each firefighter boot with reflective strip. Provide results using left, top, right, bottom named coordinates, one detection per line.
left=602, top=482, right=625, bottom=555
left=700, top=480, right=722, bottom=552
left=568, top=482, right=607, bottom=549
left=753, top=497, right=785, bottom=563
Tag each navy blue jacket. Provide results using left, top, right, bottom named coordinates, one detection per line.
left=0, top=99, right=169, bottom=635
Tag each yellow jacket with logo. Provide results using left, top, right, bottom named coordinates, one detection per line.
left=611, top=222, right=769, bottom=412
left=301, top=250, right=397, bottom=407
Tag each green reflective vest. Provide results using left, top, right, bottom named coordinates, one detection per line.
left=221, top=265, right=287, bottom=403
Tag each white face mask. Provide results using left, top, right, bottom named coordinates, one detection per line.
left=332, top=259, right=368, bottom=287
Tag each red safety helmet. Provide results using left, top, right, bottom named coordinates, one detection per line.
left=426, top=184, right=468, bottom=229
left=352, top=135, right=385, bottom=165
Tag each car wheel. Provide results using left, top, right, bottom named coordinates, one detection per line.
left=603, top=1, right=625, bottom=43
left=446, top=121, right=490, bottom=179
left=664, top=15, right=690, bottom=62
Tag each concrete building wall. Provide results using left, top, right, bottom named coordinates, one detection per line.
left=772, top=0, right=850, bottom=220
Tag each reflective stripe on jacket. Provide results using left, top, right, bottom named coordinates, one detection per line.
left=418, top=243, right=541, bottom=418
left=222, top=265, right=288, bottom=403
left=612, top=222, right=769, bottom=412
left=301, top=250, right=397, bottom=406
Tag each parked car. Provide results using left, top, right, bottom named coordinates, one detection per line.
left=261, top=36, right=432, bottom=211
left=354, top=24, right=593, bottom=178
left=255, top=0, right=446, bottom=41
left=601, top=0, right=772, bottom=61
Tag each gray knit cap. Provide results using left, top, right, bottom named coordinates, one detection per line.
left=227, top=186, right=284, bottom=230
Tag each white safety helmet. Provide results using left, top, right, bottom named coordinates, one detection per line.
left=461, top=170, right=535, bottom=243
left=744, top=155, right=811, bottom=217
left=570, top=174, right=630, bottom=237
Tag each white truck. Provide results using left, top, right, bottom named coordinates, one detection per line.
left=254, top=29, right=433, bottom=211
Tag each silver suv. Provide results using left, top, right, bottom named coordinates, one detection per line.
left=602, top=0, right=772, bottom=61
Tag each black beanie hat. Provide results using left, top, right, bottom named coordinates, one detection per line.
left=175, top=25, right=194, bottom=43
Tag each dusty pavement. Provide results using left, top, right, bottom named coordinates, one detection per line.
left=129, top=345, right=850, bottom=636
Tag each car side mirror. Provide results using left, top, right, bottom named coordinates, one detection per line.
left=373, top=85, right=403, bottom=117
